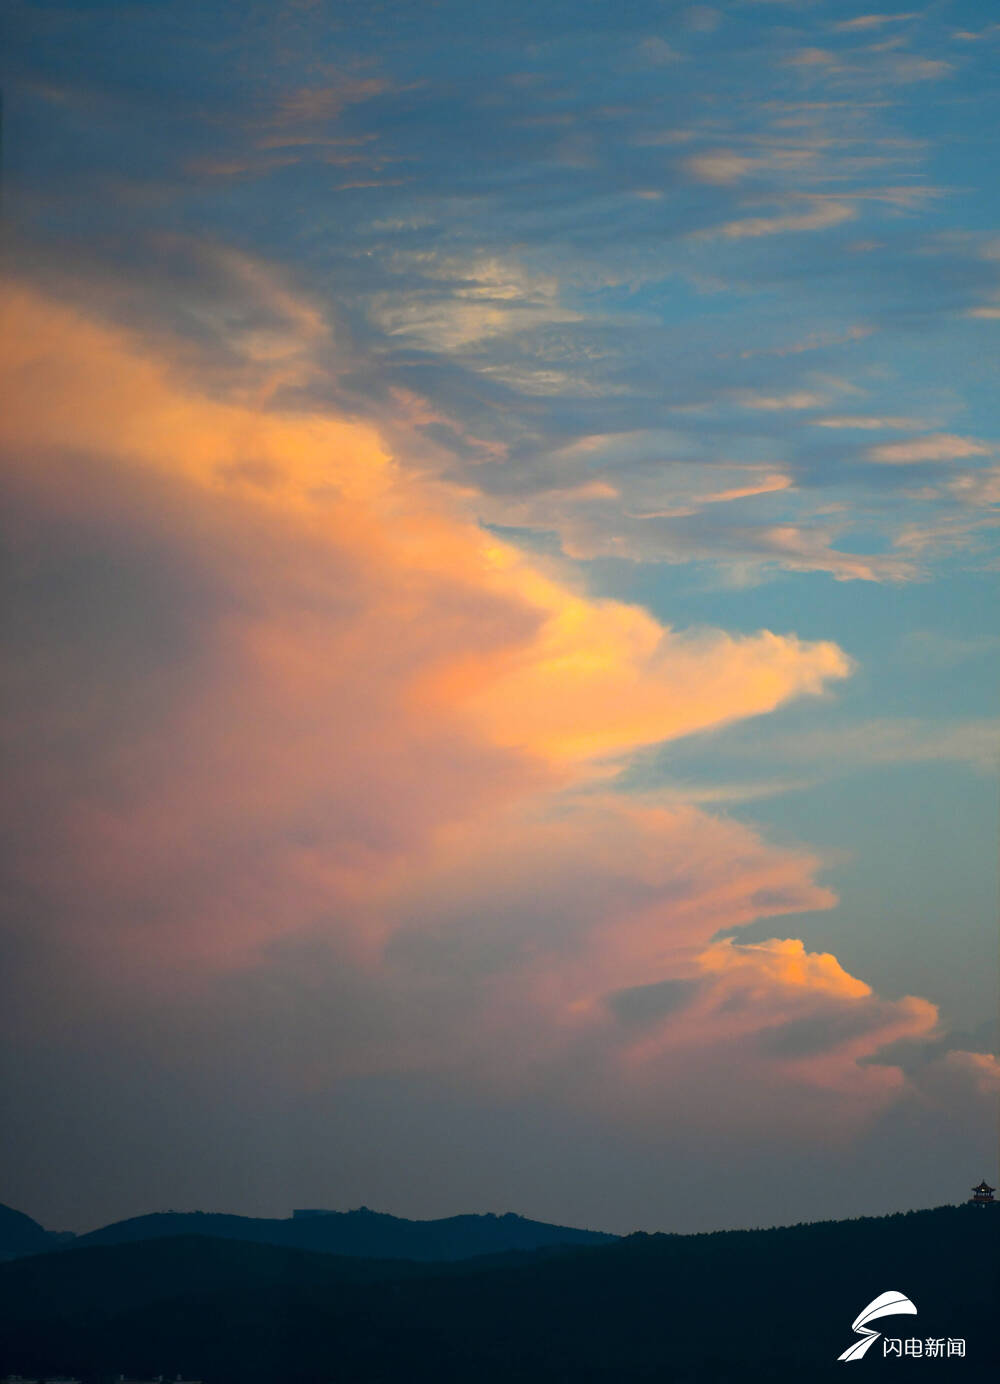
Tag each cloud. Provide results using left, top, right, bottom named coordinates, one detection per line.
left=884, top=57, right=952, bottom=83
left=0, top=279, right=850, bottom=960
left=813, top=415, right=928, bottom=430
left=5, top=3, right=978, bottom=601
left=611, top=937, right=938, bottom=1131
left=739, top=326, right=875, bottom=358
left=379, top=805, right=939, bottom=1138
left=781, top=38, right=951, bottom=87
left=679, top=717, right=1000, bottom=773
left=940, top=1050, right=1000, bottom=1096
left=1, top=274, right=937, bottom=1167
left=833, top=14, right=917, bottom=32
left=697, top=936, right=871, bottom=1001
left=868, top=434, right=992, bottom=463
left=269, top=80, right=388, bottom=127
left=734, top=390, right=827, bottom=410
left=946, top=465, right=1000, bottom=507
left=637, top=37, right=681, bottom=65
left=699, top=473, right=794, bottom=502
left=370, top=254, right=583, bottom=350
left=684, top=151, right=758, bottom=184
left=484, top=491, right=920, bottom=583
left=2, top=0, right=995, bottom=1225
left=711, top=198, right=856, bottom=239
left=786, top=48, right=838, bottom=69
left=952, top=26, right=1000, bottom=43
left=177, top=76, right=394, bottom=186
left=0, top=0, right=994, bottom=1246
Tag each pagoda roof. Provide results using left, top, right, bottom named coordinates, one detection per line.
left=971, top=1180, right=995, bottom=1192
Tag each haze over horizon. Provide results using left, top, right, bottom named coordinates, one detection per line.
left=1, top=0, right=998, bottom=1239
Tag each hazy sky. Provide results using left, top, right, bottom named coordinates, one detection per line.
left=1, top=0, right=997, bottom=1237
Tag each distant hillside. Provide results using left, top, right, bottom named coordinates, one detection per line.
left=0, top=1202, right=56, bottom=1259
left=71, top=1205, right=616, bottom=1261
left=0, top=1204, right=995, bottom=1382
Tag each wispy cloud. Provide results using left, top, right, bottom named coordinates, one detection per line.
left=833, top=14, right=917, bottom=33
left=946, top=465, right=1000, bottom=506
left=693, top=717, right=1000, bottom=772
left=699, top=473, right=794, bottom=502
left=734, top=390, right=828, bottom=410
left=711, top=198, right=856, bottom=239
left=813, top=415, right=929, bottom=430
left=868, top=434, right=992, bottom=463
left=684, top=151, right=758, bottom=184
left=952, top=25, right=1000, bottom=42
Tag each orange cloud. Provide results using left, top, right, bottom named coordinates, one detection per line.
left=0, top=274, right=938, bottom=1145
left=697, top=935, right=871, bottom=999
left=0, top=282, right=851, bottom=775
left=608, top=937, right=938, bottom=1136
left=698, top=473, right=794, bottom=503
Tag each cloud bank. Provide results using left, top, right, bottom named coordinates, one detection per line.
left=2, top=278, right=968, bottom=1236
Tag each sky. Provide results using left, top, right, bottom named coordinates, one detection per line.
left=0, top=0, right=998, bottom=1237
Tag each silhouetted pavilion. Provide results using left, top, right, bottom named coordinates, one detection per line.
left=970, top=1180, right=995, bottom=1206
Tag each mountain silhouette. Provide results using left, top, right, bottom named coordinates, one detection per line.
left=0, top=1201, right=55, bottom=1258
left=0, top=1203, right=995, bottom=1382
left=69, top=1205, right=615, bottom=1261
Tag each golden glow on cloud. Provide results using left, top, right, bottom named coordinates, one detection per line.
left=0, top=283, right=394, bottom=510
left=698, top=936, right=871, bottom=999
left=0, top=282, right=850, bottom=770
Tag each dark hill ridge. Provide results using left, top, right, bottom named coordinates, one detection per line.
left=0, top=1202, right=49, bottom=1253
left=72, top=1205, right=616, bottom=1261
left=0, top=1202, right=73, bottom=1262
left=0, top=1204, right=996, bottom=1383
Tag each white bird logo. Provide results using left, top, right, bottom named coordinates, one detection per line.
left=837, top=1290, right=918, bottom=1362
